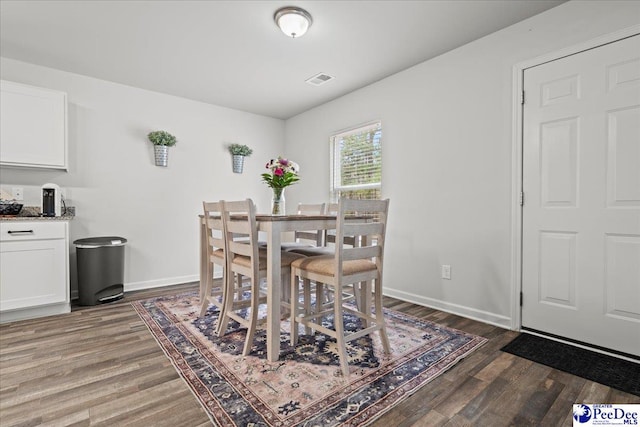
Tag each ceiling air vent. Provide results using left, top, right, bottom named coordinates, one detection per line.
left=305, top=72, right=334, bottom=86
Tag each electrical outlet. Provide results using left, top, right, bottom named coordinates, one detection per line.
left=441, top=264, right=451, bottom=280
left=12, top=187, right=24, bottom=201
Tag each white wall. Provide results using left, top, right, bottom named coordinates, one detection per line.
left=0, top=58, right=284, bottom=295
left=1, top=0, right=637, bottom=323
left=284, top=1, right=640, bottom=328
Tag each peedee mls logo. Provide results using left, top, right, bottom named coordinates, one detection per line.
left=574, top=405, right=593, bottom=424
left=573, top=404, right=639, bottom=426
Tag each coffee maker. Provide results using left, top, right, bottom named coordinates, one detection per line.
left=41, top=183, right=62, bottom=217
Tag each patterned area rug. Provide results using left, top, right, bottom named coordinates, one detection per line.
left=132, top=293, right=487, bottom=426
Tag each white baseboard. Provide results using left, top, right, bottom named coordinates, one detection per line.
left=125, top=275, right=200, bottom=292
left=384, top=288, right=512, bottom=330
left=0, top=302, right=71, bottom=324
left=74, top=276, right=511, bottom=332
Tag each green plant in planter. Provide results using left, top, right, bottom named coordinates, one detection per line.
left=228, top=144, right=253, bottom=156
left=228, top=144, right=252, bottom=173
left=148, top=130, right=177, bottom=147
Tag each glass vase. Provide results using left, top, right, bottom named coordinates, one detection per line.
left=271, top=187, right=285, bottom=215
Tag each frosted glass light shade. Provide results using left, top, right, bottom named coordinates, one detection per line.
left=274, top=7, right=312, bottom=38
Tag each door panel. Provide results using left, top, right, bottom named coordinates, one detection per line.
left=522, top=35, right=640, bottom=357
left=607, top=106, right=640, bottom=207
left=538, top=231, right=577, bottom=308
left=605, top=234, right=640, bottom=321
left=540, top=118, right=578, bottom=207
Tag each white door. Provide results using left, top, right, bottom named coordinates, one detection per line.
left=522, top=34, right=640, bottom=357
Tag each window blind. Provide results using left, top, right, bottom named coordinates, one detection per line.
left=330, top=121, right=382, bottom=201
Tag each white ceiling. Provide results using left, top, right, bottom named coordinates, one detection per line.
left=0, top=0, right=565, bottom=119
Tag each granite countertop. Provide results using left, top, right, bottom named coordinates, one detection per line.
left=0, top=206, right=76, bottom=221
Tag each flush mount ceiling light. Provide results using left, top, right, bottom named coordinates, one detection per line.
left=274, top=6, right=312, bottom=38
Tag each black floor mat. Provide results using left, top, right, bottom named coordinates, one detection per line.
left=501, top=333, right=639, bottom=397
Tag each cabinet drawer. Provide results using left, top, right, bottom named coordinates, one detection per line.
left=0, top=221, right=67, bottom=242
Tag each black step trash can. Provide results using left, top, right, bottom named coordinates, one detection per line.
left=74, top=236, right=127, bottom=306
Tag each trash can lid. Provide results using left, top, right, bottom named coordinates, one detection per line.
left=73, top=236, right=127, bottom=247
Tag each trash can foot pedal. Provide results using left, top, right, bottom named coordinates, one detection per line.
left=99, top=292, right=124, bottom=303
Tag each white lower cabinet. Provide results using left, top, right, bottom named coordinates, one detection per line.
left=0, top=221, right=70, bottom=322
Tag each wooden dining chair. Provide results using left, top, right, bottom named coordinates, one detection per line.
left=324, top=202, right=358, bottom=247
left=289, top=198, right=391, bottom=376
left=216, top=199, right=305, bottom=356
left=287, top=202, right=356, bottom=257
left=280, top=202, right=326, bottom=252
left=199, top=201, right=228, bottom=332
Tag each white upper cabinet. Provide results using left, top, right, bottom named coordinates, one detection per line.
left=0, top=80, right=68, bottom=170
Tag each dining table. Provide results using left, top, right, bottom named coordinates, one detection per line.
left=199, top=213, right=339, bottom=362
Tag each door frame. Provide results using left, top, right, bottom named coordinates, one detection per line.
left=510, top=24, right=640, bottom=332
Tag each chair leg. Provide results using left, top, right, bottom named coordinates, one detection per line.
left=211, top=272, right=226, bottom=334
left=217, top=272, right=236, bottom=337
left=313, top=281, right=323, bottom=335
left=199, top=258, right=214, bottom=317
left=290, top=268, right=300, bottom=346
left=199, top=275, right=212, bottom=317
left=242, top=275, right=260, bottom=356
left=281, top=271, right=292, bottom=320
left=360, top=280, right=371, bottom=328
left=378, top=319, right=391, bottom=354
left=199, top=280, right=207, bottom=308
left=374, top=279, right=390, bottom=354
left=303, top=278, right=312, bottom=335
left=333, top=287, right=350, bottom=377
left=314, top=281, right=323, bottom=313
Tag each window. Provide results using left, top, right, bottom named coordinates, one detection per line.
left=330, top=121, right=382, bottom=201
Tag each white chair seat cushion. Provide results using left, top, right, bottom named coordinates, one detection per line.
left=291, top=254, right=376, bottom=276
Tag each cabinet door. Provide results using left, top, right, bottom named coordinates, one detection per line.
left=0, top=80, right=68, bottom=170
left=0, top=238, right=68, bottom=311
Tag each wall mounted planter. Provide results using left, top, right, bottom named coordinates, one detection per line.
left=232, top=155, right=245, bottom=173
left=228, top=144, right=252, bottom=174
left=148, top=130, right=177, bottom=168
left=154, top=145, right=169, bottom=167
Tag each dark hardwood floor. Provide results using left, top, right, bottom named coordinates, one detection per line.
left=1, top=282, right=637, bottom=426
